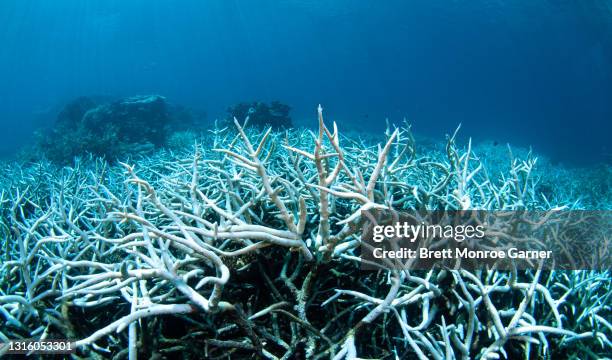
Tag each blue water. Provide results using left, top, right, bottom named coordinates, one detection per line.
left=0, top=0, right=610, bottom=164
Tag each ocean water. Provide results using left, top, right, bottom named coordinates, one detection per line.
left=0, top=0, right=611, bottom=164
left=0, top=1, right=611, bottom=359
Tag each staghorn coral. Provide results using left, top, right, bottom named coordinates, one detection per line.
left=0, top=106, right=610, bottom=359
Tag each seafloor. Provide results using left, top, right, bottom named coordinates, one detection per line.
left=0, top=110, right=610, bottom=359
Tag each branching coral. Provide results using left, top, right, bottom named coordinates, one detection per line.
left=0, top=107, right=610, bottom=359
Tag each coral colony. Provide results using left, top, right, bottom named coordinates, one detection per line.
left=1, top=102, right=610, bottom=359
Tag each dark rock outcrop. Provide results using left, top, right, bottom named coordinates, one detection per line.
left=35, top=95, right=199, bottom=163
left=227, top=101, right=292, bottom=129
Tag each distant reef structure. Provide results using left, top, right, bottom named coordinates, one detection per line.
left=227, top=100, right=292, bottom=129
left=32, top=95, right=204, bottom=163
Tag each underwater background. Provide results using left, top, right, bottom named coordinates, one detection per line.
left=0, top=0, right=611, bottom=165
left=1, top=1, right=611, bottom=359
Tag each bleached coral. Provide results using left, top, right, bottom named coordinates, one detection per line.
left=0, top=107, right=610, bottom=359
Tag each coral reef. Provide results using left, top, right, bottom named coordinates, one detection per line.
left=33, top=95, right=202, bottom=164
left=227, top=101, right=292, bottom=129
left=0, top=107, right=610, bottom=359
